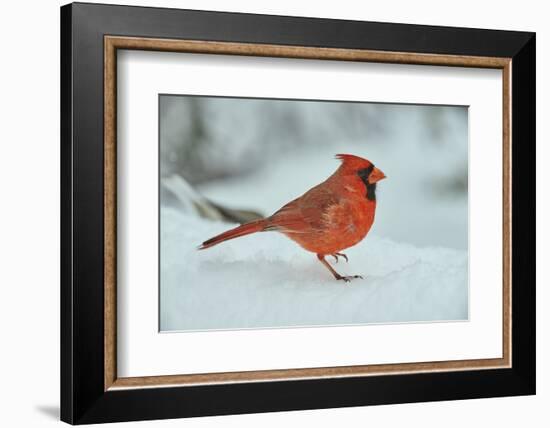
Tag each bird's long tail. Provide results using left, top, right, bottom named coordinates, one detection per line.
left=198, top=219, right=269, bottom=250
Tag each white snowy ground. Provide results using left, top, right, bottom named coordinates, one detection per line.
left=160, top=207, right=468, bottom=331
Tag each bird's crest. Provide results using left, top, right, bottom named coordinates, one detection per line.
left=335, top=154, right=373, bottom=171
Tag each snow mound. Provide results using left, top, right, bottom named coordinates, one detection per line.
left=160, top=207, right=468, bottom=331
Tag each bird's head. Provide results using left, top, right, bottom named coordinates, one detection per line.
left=335, top=154, right=386, bottom=201
left=335, top=154, right=386, bottom=184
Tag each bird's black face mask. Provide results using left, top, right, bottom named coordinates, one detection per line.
left=357, top=166, right=377, bottom=201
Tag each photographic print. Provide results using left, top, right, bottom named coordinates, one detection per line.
left=62, top=6, right=535, bottom=422
left=159, top=95, right=468, bottom=332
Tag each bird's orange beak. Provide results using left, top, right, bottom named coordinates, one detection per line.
left=369, top=167, right=386, bottom=184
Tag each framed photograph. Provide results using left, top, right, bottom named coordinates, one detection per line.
left=60, top=2, right=535, bottom=424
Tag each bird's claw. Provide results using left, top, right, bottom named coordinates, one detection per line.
left=337, top=274, right=363, bottom=283
left=330, top=253, right=349, bottom=264
left=337, top=253, right=349, bottom=263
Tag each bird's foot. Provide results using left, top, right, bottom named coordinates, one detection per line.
left=336, top=274, right=363, bottom=283
left=330, top=252, right=349, bottom=264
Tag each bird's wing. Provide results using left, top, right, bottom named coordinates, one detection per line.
left=269, top=185, right=345, bottom=234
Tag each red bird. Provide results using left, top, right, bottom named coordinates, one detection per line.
left=199, top=154, right=386, bottom=282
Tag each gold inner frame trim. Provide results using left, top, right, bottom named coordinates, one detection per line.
left=104, top=35, right=512, bottom=391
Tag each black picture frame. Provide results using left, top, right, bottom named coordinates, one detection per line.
left=61, top=2, right=535, bottom=424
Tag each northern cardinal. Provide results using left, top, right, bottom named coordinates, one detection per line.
left=199, top=154, right=386, bottom=282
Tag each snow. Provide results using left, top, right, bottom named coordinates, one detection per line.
left=160, top=207, right=468, bottom=332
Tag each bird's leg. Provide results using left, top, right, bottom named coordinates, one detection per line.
left=317, top=254, right=362, bottom=283
left=318, top=254, right=342, bottom=278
